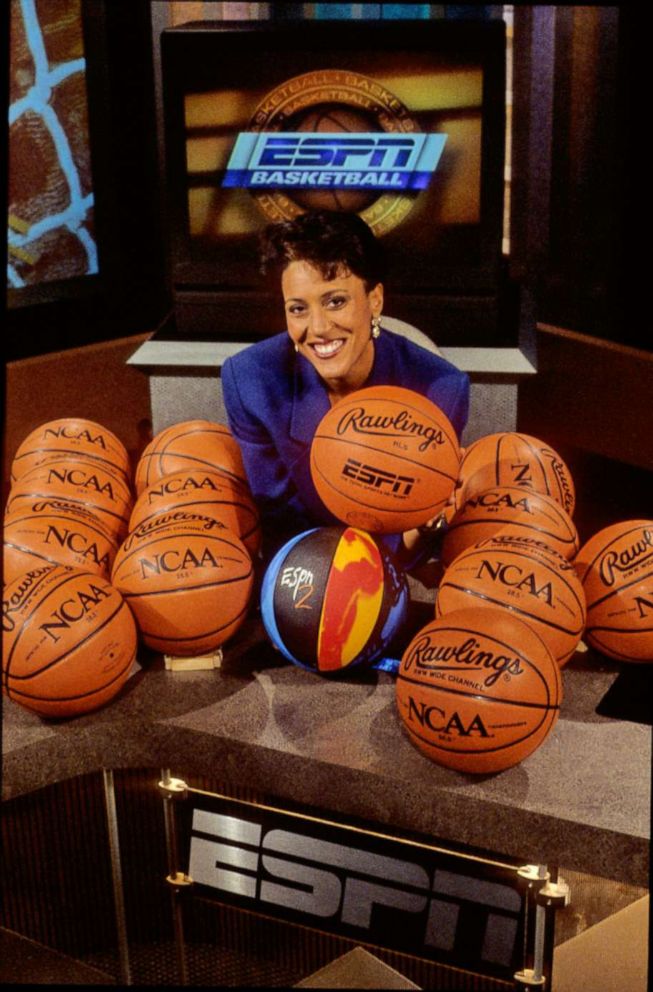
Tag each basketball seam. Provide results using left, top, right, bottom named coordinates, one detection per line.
left=396, top=671, right=559, bottom=709
left=312, top=433, right=458, bottom=481
left=437, top=582, right=585, bottom=637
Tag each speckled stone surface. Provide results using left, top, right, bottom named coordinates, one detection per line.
left=3, top=616, right=650, bottom=887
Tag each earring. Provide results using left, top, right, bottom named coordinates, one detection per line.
left=294, top=342, right=299, bottom=353
left=371, top=316, right=381, bottom=339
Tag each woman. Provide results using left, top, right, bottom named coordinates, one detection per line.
left=221, top=209, right=470, bottom=567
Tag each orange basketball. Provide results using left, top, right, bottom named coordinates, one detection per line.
left=310, top=386, right=461, bottom=533
left=574, top=519, right=653, bottom=662
left=2, top=565, right=137, bottom=718
left=134, top=420, right=247, bottom=496
left=435, top=538, right=586, bottom=666
left=3, top=500, right=118, bottom=585
left=5, top=457, right=133, bottom=541
left=111, top=513, right=254, bottom=656
left=455, top=432, right=576, bottom=517
left=441, top=486, right=579, bottom=567
left=396, top=607, right=562, bottom=774
left=129, top=469, right=261, bottom=556
left=11, top=418, right=131, bottom=485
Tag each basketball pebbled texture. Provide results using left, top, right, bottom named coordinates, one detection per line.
left=310, top=385, right=461, bottom=533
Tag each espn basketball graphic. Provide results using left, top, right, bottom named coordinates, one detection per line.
left=396, top=608, right=562, bottom=774
left=310, top=385, right=461, bottom=533
left=261, top=526, right=408, bottom=674
left=223, top=69, right=447, bottom=235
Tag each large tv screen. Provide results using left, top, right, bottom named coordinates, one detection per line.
left=161, top=18, right=508, bottom=345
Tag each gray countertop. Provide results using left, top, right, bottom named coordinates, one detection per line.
left=2, top=613, right=650, bottom=887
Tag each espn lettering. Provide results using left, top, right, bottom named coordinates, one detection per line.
left=343, top=458, right=415, bottom=496
left=189, top=809, right=521, bottom=968
left=222, top=132, right=447, bottom=191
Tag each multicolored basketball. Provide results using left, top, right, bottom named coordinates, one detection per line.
left=396, top=607, right=562, bottom=774
left=441, top=486, right=579, bottom=567
left=111, top=513, right=254, bottom=656
left=134, top=420, right=247, bottom=496
left=11, top=418, right=131, bottom=485
left=455, top=432, right=576, bottom=517
left=261, top=526, right=409, bottom=674
left=2, top=565, right=137, bottom=718
left=5, top=457, right=133, bottom=541
left=574, top=519, right=653, bottom=662
left=129, top=469, right=261, bottom=556
left=3, top=500, right=119, bottom=585
left=310, top=386, right=461, bottom=533
left=435, top=537, right=587, bottom=666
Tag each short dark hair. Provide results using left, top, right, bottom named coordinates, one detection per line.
left=258, top=210, right=385, bottom=290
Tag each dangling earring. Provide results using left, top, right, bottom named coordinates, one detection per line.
left=294, top=342, right=299, bottom=353
left=371, top=316, right=381, bottom=339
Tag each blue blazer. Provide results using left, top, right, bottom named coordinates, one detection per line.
left=222, top=328, right=470, bottom=557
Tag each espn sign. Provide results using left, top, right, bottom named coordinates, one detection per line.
left=184, top=795, right=524, bottom=979
left=222, top=132, right=447, bottom=190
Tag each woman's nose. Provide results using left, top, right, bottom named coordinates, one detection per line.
left=308, top=307, right=330, bottom=335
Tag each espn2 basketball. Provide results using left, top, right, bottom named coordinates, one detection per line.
left=456, top=432, right=576, bottom=517
left=2, top=565, right=137, bottom=718
left=574, top=519, right=653, bottom=662
left=442, top=486, right=579, bottom=567
left=10, top=417, right=131, bottom=485
left=134, top=419, right=247, bottom=496
left=435, top=537, right=586, bottom=666
left=396, top=607, right=562, bottom=774
left=261, top=526, right=408, bottom=674
left=111, top=512, right=254, bottom=656
left=310, top=385, right=461, bottom=533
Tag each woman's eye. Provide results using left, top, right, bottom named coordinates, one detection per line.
left=287, top=304, right=306, bottom=317
left=326, top=295, right=347, bottom=309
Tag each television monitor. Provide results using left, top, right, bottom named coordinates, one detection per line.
left=159, top=18, right=512, bottom=347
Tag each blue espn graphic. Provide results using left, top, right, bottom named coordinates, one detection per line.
left=222, top=132, right=447, bottom=190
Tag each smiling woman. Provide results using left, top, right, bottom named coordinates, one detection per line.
left=221, top=209, right=470, bottom=566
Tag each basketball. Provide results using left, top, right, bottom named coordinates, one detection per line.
left=287, top=104, right=379, bottom=213
left=574, top=519, right=653, bottom=662
left=395, top=607, right=562, bottom=774
left=310, top=386, right=461, bottom=533
left=441, top=485, right=579, bottom=567
left=129, top=469, right=261, bottom=556
left=11, top=418, right=131, bottom=485
left=134, top=420, right=247, bottom=496
left=111, top=513, right=254, bottom=656
left=3, top=500, right=119, bottom=585
left=435, top=537, right=587, bottom=666
left=260, top=526, right=409, bottom=674
left=455, top=432, right=576, bottom=517
left=2, top=565, right=137, bottom=719
left=5, top=457, right=133, bottom=541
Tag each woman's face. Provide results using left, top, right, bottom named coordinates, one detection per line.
left=282, top=260, right=383, bottom=395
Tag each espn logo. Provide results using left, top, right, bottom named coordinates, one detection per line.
left=343, top=458, right=415, bottom=496
left=222, top=132, right=446, bottom=190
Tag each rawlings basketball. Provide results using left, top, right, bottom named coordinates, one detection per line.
left=11, top=418, right=131, bottom=485
left=396, top=607, right=562, bottom=774
left=455, top=432, right=576, bottom=517
left=310, top=386, right=461, bottom=533
left=2, top=565, right=137, bottom=718
left=261, top=526, right=409, bottom=674
left=134, top=420, right=247, bottom=496
left=5, top=457, right=133, bottom=541
left=574, top=519, right=653, bottom=662
left=111, top=513, right=254, bottom=656
left=129, top=469, right=261, bottom=556
left=3, top=500, right=118, bottom=585
left=441, top=486, right=579, bottom=567
left=435, top=537, right=587, bottom=666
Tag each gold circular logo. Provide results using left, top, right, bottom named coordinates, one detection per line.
left=249, top=69, right=421, bottom=235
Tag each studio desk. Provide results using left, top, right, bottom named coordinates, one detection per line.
left=3, top=606, right=650, bottom=886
